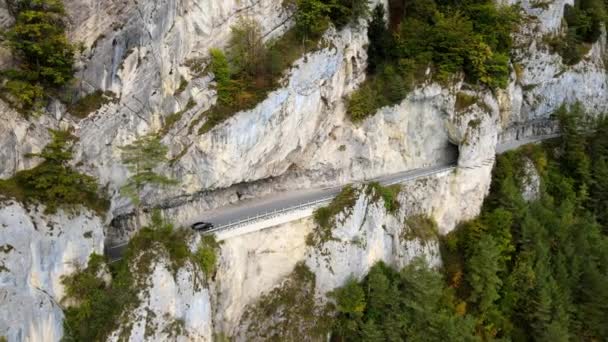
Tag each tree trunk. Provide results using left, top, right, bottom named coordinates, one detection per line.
left=135, top=202, right=141, bottom=229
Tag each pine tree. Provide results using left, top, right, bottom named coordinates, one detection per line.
left=120, top=134, right=176, bottom=226
left=333, top=278, right=366, bottom=317
left=209, top=48, right=234, bottom=106
left=294, top=0, right=331, bottom=47
left=366, top=4, right=390, bottom=73
left=466, top=234, right=503, bottom=314
left=365, top=263, right=391, bottom=322
left=1, top=0, right=76, bottom=112
left=360, top=319, right=384, bottom=341
left=556, top=103, right=591, bottom=187
left=228, top=19, right=265, bottom=78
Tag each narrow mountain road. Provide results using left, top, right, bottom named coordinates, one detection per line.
left=105, top=134, right=559, bottom=261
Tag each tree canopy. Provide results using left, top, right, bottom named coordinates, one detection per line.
left=1, top=0, right=76, bottom=113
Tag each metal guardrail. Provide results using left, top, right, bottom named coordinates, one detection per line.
left=204, top=164, right=457, bottom=235
left=204, top=196, right=334, bottom=234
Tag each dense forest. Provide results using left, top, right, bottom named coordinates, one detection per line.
left=330, top=104, right=608, bottom=341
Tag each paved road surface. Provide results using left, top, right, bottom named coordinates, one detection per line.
left=184, top=134, right=557, bottom=230
left=496, top=134, right=559, bottom=153
left=201, top=162, right=455, bottom=229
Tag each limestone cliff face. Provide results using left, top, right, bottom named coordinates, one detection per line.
left=506, top=0, right=608, bottom=122
left=0, top=0, right=604, bottom=218
left=213, top=186, right=441, bottom=338
left=0, top=102, right=52, bottom=179
left=0, top=203, right=104, bottom=342
left=0, top=0, right=607, bottom=340
left=214, top=99, right=496, bottom=337
left=106, top=251, right=213, bottom=342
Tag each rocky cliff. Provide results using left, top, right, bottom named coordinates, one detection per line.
left=0, top=0, right=606, bottom=340
left=0, top=202, right=104, bottom=341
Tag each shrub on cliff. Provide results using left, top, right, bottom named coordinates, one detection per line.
left=0, top=129, right=108, bottom=214
left=195, top=1, right=372, bottom=133
left=547, top=0, right=607, bottom=65
left=62, top=213, right=220, bottom=341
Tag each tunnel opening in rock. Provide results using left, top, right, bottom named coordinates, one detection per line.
left=446, top=140, right=460, bottom=164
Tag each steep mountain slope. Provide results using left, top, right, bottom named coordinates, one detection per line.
left=0, top=0, right=607, bottom=340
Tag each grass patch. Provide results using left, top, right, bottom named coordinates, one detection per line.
left=545, top=34, right=592, bottom=66
left=403, top=215, right=439, bottom=242
left=307, top=182, right=400, bottom=246
left=455, top=92, right=478, bottom=112
left=174, top=76, right=188, bottom=96
left=366, top=182, right=401, bottom=214
left=195, top=235, right=221, bottom=277
left=184, top=58, right=206, bottom=77
left=347, top=68, right=412, bottom=122
left=309, top=185, right=358, bottom=245
left=240, top=262, right=334, bottom=340
left=68, top=90, right=117, bottom=118
left=160, top=99, right=196, bottom=136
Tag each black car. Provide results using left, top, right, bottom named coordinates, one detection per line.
left=191, top=221, right=214, bottom=231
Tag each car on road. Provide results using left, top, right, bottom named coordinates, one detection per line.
left=191, top=221, right=214, bottom=231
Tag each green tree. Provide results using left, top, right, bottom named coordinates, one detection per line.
left=119, top=134, right=176, bottom=226
left=365, top=263, right=391, bottom=322
left=556, top=103, right=591, bottom=188
left=366, top=4, right=392, bottom=73
left=333, top=277, right=366, bottom=317
left=466, top=234, right=503, bottom=315
left=209, top=48, right=235, bottom=107
left=294, top=0, right=331, bottom=46
left=0, top=129, right=106, bottom=214
left=331, top=277, right=366, bottom=338
left=380, top=65, right=407, bottom=104
left=588, top=116, right=608, bottom=226
left=1, top=0, right=76, bottom=112
left=228, top=18, right=265, bottom=78
left=328, top=0, right=371, bottom=28
left=360, top=319, right=383, bottom=341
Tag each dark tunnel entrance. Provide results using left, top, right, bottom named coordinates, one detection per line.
left=446, top=139, right=460, bottom=165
